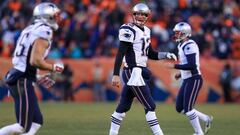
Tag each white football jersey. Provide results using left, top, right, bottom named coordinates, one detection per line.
left=178, top=39, right=201, bottom=79
left=118, top=23, right=151, bottom=68
left=12, top=22, right=53, bottom=73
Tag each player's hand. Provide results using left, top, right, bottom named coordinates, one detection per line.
left=112, top=75, right=121, bottom=88
left=175, top=73, right=181, bottom=80
left=166, top=53, right=177, bottom=61
left=53, top=62, right=64, bottom=73
left=37, top=73, right=55, bottom=88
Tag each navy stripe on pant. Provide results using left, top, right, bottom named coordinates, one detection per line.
left=9, top=78, right=43, bottom=132
left=116, top=68, right=156, bottom=113
left=176, top=75, right=203, bottom=113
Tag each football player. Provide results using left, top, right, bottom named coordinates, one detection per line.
left=167, top=22, right=213, bottom=135
left=109, top=3, right=177, bottom=135
left=0, top=2, right=64, bottom=135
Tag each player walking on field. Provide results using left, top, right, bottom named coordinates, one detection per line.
left=109, top=3, right=177, bottom=135
left=0, top=2, right=64, bottom=135
left=167, top=22, right=213, bottom=135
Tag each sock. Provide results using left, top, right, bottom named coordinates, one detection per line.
left=146, top=111, right=164, bottom=135
left=0, top=123, right=24, bottom=135
left=109, top=111, right=125, bottom=135
left=193, top=109, right=209, bottom=122
left=186, top=110, right=203, bottom=134
left=21, top=122, right=41, bottom=135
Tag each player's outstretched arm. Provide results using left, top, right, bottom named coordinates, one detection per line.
left=166, top=53, right=197, bottom=71
left=30, top=38, right=64, bottom=73
left=148, top=45, right=177, bottom=61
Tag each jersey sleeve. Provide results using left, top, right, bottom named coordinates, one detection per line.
left=32, top=25, right=53, bottom=41
left=183, top=43, right=198, bottom=55
left=118, top=25, right=135, bottom=43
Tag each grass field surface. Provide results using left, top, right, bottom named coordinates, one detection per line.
left=0, top=102, right=239, bottom=135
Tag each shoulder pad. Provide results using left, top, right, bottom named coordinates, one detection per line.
left=119, top=25, right=136, bottom=43
left=126, top=23, right=135, bottom=27
left=144, top=25, right=150, bottom=30
left=183, top=42, right=198, bottom=55
left=32, top=25, right=53, bottom=41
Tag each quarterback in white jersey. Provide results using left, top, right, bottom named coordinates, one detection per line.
left=1, top=3, right=64, bottom=135
left=119, top=22, right=151, bottom=68
left=168, top=22, right=213, bottom=135
left=109, top=3, right=177, bottom=135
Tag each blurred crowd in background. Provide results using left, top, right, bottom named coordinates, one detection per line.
left=1, top=0, right=240, bottom=59
left=0, top=0, right=240, bottom=102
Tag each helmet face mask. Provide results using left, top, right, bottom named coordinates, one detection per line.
left=132, top=3, right=150, bottom=26
left=33, top=2, right=61, bottom=30
left=173, top=22, right=192, bottom=42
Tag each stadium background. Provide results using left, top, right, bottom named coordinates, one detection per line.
left=0, top=0, right=240, bottom=103
left=0, top=0, right=240, bottom=135
left=0, top=0, right=240, bottom=102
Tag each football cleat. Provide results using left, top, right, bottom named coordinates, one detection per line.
left=204, top=116, right=213, bottom=134
left=193, top=133, right=204, bottom=135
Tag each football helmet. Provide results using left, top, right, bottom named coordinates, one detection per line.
left=132, top=3, right=150, bottom=26
left=33, top=2, right=61, bottom=30
left=173, top=22, right=192, bottom=42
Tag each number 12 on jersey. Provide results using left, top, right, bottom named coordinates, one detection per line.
left=141, top=37, right=150, bottom=56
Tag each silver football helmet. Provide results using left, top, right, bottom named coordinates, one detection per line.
left=132, top=3, right=150, bottom=26
left=173, top=22, right=192, bottom=42
left=33, top=2, right=61, bottom=31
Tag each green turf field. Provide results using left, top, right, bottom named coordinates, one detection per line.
left=0, top=102, right=239, bottom=135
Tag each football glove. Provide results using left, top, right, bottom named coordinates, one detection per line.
left=37, top=73, right=55, bottom=88
left=53, top=62, right=64, bottom=73
left=166, top=53, right=177, bottom=61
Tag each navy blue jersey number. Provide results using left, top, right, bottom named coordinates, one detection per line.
left=141, top=38, right=150, bottom=56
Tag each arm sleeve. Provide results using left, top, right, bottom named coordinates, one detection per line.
left=148, top=46, right=168, bottom=60
left=147, top=45, right=159, bottom=60
left=174, top=53, right=197, bottom=70
left=113, top=41, right=131, bottom=75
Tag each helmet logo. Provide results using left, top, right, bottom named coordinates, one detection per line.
left=179, top=23, right=185, bottom=26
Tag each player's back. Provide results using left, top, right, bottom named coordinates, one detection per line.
left=12, top=21, right=53, bottom=79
